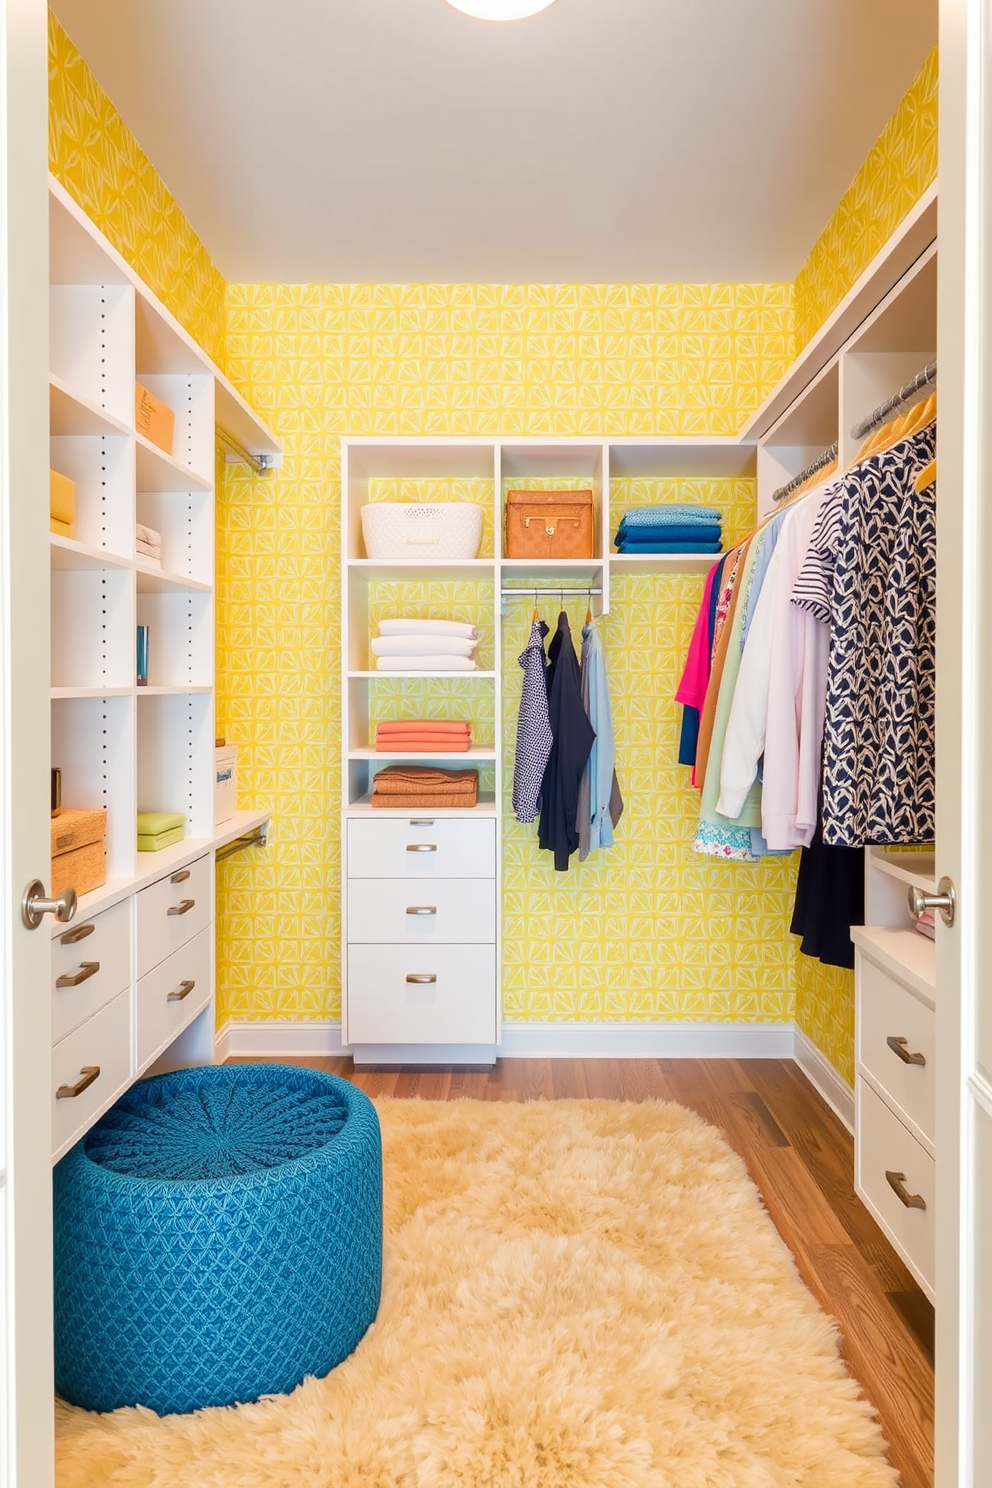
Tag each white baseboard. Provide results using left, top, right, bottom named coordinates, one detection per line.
left=792, top=1027, right=855, bottom=1133
left=499, top=1021, right=795, bottom=1059
left=217, top=1017, right=812, bottom=1068
left=216, top=1020, right=347, bottom=1059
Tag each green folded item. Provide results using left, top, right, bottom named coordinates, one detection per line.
left=137, top=811, right=186, bottom=836
left=138, top=825, right=186, bottom=853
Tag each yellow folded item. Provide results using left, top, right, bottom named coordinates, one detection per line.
left=50, top=469, right=75, bottom=525
left=50, top=517, right=73, bottom=538
left=137, top=825, right=186, bottom=852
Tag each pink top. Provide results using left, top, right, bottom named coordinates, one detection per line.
left=675, top=563, right=720, bottom=786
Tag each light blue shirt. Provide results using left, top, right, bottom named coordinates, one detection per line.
left=578, top=622, right=619, bottom=858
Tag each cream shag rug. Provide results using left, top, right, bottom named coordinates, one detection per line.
left=56, top=1098, right=897, bottom=1487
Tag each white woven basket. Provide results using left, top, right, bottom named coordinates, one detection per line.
left=360, top=502, right=484, bottom=560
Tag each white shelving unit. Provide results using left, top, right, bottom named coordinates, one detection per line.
left=339, top=434, right=758, bottom=1063
left=744, top=194, right=939, bottom=1301
left=47, top=177, right=281, bottom=1161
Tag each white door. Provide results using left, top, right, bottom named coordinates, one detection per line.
left=0, top=0, right=56, bottom=1483
left=936, top=1, right=992, bottom=1483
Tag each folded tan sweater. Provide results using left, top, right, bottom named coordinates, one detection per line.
left=374, top=773, right=478, bottom=797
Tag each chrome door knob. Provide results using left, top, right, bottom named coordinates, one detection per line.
left=908, top=876, right=956, bottom=928
left=21, top=879, right=77, bottom=930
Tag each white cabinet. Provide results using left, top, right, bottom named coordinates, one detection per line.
left=852, top=849, right=938, bottom=1301
left=339, top=435, right=757, bottom=1061
left=47, top=178, right=279, bottom=1161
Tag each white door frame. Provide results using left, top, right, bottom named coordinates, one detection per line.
left=936, top=0, right=992, bottom=1483
left=0, top=0, right=55, bottom=1483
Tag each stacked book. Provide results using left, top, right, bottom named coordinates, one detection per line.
left=370, top=617, right=479, bottom=671
left=371, top=765, right=478, bottom=809
left=375, top=720, right=472, bottom=753
left=136, top=522, right=163, bottom=567
left=614, top=504, right=722, bottom=554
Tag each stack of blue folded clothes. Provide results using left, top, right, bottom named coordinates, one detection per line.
left=614, top=504, right=723, bottom=554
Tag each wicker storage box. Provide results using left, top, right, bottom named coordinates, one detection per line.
left=505, top=490, right=594, bottom=559
left=51, top=807, right=107, bottom=898
left=360, top=503, right=484, bottom=560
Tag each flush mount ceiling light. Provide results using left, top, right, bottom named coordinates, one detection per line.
left=443, top=0, right=558, bottom=18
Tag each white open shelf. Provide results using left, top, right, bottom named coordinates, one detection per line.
left=135, top=433, right=212, bottom=494
left=50, top=535, right=131, bottom=573
left=347, top=670, right=496, bottom=680
left=851, top=925, right=936, bottom=1006
left=870, top=850, right=937, bottom=896
left=49, top=373, right=132, bottom=438
left=135, top=562, right=212, bottom=595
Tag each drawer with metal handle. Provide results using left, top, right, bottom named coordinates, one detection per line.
left=855, top=1076, right=935, bottom=1300
left=347, top=817, right=496, bottom=880
left=347, top=878, right=495, bottom=945
left=51, top=897, right=131, bottom=1045
left=856, top=952, right=936, bottom=1148
left=52, top=988, right=131, bottom=1163
left=346, top=944, right=496, bottom=1045
left=136, top=927, right=211, bottom=1073
left=136, top=854, right=211, bottom=978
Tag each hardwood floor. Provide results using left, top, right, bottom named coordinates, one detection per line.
left=234, top=1054, right=934, bottom=1487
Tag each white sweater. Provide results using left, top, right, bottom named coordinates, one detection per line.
left=716, top=485, right=831, bottom=849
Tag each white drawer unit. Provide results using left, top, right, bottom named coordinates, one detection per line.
left=51, top=898, right=131, bottom=1045
left=347, top=878, right=496, bottom=945
left=52, top=989, right=132, bottom=1162
left=136, top=927, right=212, bottom=1073
left=856, top=1076, right=936, bottom=1300
left=347, top=944, right=497, bottom=1045
left=347, top=817, right=496, bottom=880
left=857, top=953, right=935, bottom=1149
left=136, top=853, right=211, bottom=979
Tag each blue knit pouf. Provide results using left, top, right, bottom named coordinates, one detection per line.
left=53, top=1064, right=382, bottom=1416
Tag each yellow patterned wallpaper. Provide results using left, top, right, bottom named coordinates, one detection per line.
left=48, top=12, right=226, bottom=366
left=216, top=287, right=795, bottom=1025
left=793, top=46, right=938, bottom=352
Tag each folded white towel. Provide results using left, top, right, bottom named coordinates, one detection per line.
left=136, top=523, right=162, bottom=548
left=378, top=618, right=478, bottom=640
left=371, top=635, right=478, bottom=658
left=136, top=546, right=162, bottom=568
left=375, top=655, right=478, bottom=672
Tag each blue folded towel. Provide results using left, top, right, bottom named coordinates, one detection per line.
left=615, top=539, right=723, bottom=554
left=614, top=522, right=722, bottom=545
left=619, top=505, right=722, bottom=529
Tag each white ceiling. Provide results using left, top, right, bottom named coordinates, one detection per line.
left=51, top=0, right=937, bottom=285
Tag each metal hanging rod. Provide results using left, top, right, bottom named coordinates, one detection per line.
left=215, top=826, right=267, bottom=864
left=500, top=586, right=602, bottom=597
left=851, top=361, right=937, bottom=441
left=771, top=442, right=839, bottom=505
left=216, top=427, right=275, bottom=476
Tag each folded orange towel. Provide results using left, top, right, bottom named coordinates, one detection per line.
left=375, top=720, right=471, bottom=735
left=375, top=740, right=471, bottom=753
left=375, top=729, right=472, bottom=743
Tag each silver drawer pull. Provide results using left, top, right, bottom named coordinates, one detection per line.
left=886, top=1035, right=926, bottom=1067
left=406, top=906, right=437, bottom=916
left=59, top=922, right=95, bottom=946
left=406, top=973, right=437, bottom=984
left=409, top=820, right=434, bottom=826
left=170, top=869, right=191, bottom=884
left=406, top=844, right=437, bottom=854
left=167, top=979, right=196, bottom=1002
left=167, top=898, right=195, bottom=916
left=56, top=1066, right=100, bottom=1100
left=885, top=1170, right=927, bottom=1210
left=56, top=961, right=100, bottom=989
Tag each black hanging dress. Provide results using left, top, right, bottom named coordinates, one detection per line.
left=538, top=612, right=595, bottom=872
